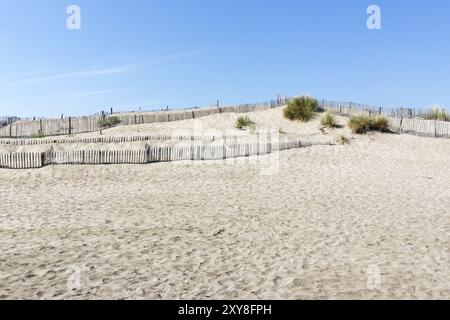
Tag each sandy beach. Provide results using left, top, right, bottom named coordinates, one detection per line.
left=1, top=108, right=450, bottom=300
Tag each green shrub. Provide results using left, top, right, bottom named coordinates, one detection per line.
left=321, top=112, right=338, bottom=128
left=348, top=115, right=389, bottom=134
left=235, top=116, right=255, bottom=130
left=97, top=118, right=107, bottom=128
left=98, top=116, right=122, bottom=128
left=107, top=116, right=121, bottom=126
left=422, top=108, right=449, bottom=122
left=371, top=116, right=389, bottom=132
left=284, top=96, right=318, bottom=122
left=30, top=132, right=45, bottom=139
left=348, top=115, right=372, bottom=134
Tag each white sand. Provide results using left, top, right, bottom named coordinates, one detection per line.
left=1, top=108, right=450, bottom=300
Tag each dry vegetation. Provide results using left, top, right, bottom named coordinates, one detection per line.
left=97, top=116, right=122, bottom=129
left=348, top=115, right=389, bottom=134
left=422, top=108, right=449, bottom=122
left=321, top=112, right=338, bottom=128
left=235, top=116, right=256, bottom=130
left=284, top=96, right=318, bottom=122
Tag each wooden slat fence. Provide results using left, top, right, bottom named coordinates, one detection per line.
left=1, top=97, right=448, bottom=139
left=0, top=135, right=242, bottom=146
left=0, top=152, right=44, bottom=169
left=0, top=98, right=286, bottom=139
left=389, top=118, right=450, bottom=138
left=321, top=101, right=450, bottom=139
left=0, top=138, right=331, bottom=169
left=52, top=150, right=148, bottom=165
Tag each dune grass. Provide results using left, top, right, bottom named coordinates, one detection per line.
left=348, top=115, right=389, bottom=134
left=30, top=132, right=45, bottom=139
left=98, top=116, right=122, bottom=129
left=422, top=108, right=449, bottom=122
left=235, top=116, right=255, bottom=130
left=284, top=96, right=318, bottom=122
left=371, top=116, right=389, bottom=132
left=321, top=112, right=338, bottom=128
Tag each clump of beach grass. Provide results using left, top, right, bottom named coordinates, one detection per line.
left=284, top=96, right=318, bottom=122
left=321, top=112, right=338, bottom=128
left=348, top=115, right=372, bottom=134
left=235, top=116, right=255, bottom=130
left=30, top=132, right=45, bottom=139
left=422, top=107, right=449, bottom=122
left=107, top=116, right=122, bottom=126
left=97, top=116, right=122, bottom=129
left=371, top=116, right=389, bottom=132
left=348, top=115, right=389, bottom=134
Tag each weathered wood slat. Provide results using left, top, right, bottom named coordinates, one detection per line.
left=0, top=101, right=274, bottom=139
left=0, top=137, right=334, bottom=169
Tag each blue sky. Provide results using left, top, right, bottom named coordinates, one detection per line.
left=1, top=0, right=449, bottom=117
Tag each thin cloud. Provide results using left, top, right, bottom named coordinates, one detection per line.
left=9, top=50, right=204, bottom=86
left=11, top=65, right=136, bottom=86
left=150, top=50, right=206, bottom=62
left=68, top=89, right=118, bottom=97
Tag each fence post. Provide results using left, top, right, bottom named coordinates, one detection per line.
left=39, top=119, right=43, bottom=135
left=41, top=152, right=45, bottom=167
left=145, top=144, right=151, bottom=163
left=257, top=133, right=260, bottom=155
left=434, top=120, right=437, bottom=138
left=68, top=117, right=72, bottom=136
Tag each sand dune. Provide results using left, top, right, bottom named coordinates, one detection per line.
left=1, top=108, right=449, bottom=299
left=0, top=107, right=347, bottom=153
left=77, top=107, right=326, bottom=138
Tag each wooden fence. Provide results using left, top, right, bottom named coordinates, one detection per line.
left=386, top=117, right=450, bottom=138
left=0, top=138, right=331, bottom=169
left=321, top=101, right=450, bottom=139
left=0, top=99, right=283, bottom=139
left=0, top=135, right=243, bottom=146
left=1, top=97, right=448, bottom=139
left=0, top=152, right=45, bottom=169
left=0, top=117, right=100, bottom=138
left=0, top=116, right=21, bottom=128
